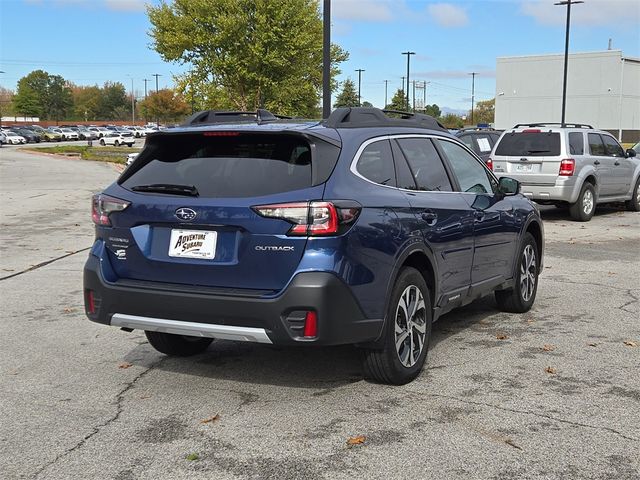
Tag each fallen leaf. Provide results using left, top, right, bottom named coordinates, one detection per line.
left=185, top=453, right=199, bottom=461
left=118, top=362, right=132, bottom=369
left=505, top=439, right=523, bottom=450
left=545, top=366, right=557, bottom=375
left=587, top=342, right=598, bottom=347
left=568, top=239, right=576, bottom=245
left=496, top=333, right=508, bottom=340
left=346, top=435, right=366, bottom=446
left=607, top=271, right=616, bottom=276
left=63, top=307, right=75, bottom=313
left=544, top=266, right=552, bottom=269
left=201, top=414, right=220, bottom=424
left=623, top=341, right=637, bottom=347
left=541, top=344, right=555, bottom=352
left=139, top=395, right=151, bottom=400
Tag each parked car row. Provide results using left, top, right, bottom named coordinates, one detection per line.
left=0, top=123, right=156, bottom=144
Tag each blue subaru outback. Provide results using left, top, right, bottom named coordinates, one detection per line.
left=84, top=108, right=544, bottom=385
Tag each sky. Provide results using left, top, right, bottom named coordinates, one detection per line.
left=1, top=0, right=639, bottom=114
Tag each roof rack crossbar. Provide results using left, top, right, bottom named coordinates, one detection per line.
left=323, top=107, right=447, bottom=132
left=181, top=109, right=291, bottom=126
left=512, top=122, right=593, bottom=129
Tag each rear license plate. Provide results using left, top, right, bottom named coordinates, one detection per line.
left=168, top=229, right=217, bottom=259
left=515, top=163, right=537, bottom=173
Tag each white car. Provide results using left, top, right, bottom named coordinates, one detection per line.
left=4, top=131, right=26, bottom=144
left=126, top=126, right=146, bottom=138
left=126, top=152, right=139, bottom=166
left=99, top=133, right=134, bottom=147
left=47, top=127, right=78, bottom=141
left=88, top=127, right=112, bottom=138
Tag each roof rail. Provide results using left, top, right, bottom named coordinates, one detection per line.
left=181, top=109, right=291, bottom=126
left=323, top=107, right=447, bottom=132
left=458, top=126, right=499, bottom=132
left=512, top=122, right=593, bottom=129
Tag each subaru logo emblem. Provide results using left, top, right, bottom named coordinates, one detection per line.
left=175, top=207, right=197, bottom=221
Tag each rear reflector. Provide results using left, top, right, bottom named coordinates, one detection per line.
left=253, top=201, right=359, bottom=236
left=486, top=158, right=493, bottom=170
left=303, top=311, right=318, bottom=338
left=559, top=158, right=575, bottom=176
left=86, top=290, right=96, bottom=314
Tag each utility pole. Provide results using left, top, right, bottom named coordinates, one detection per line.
left=152, top=73, right=161, bottom=93
left=401, top=51, right=415, bottom=112
left=322, top=0, right=331, bottom=118
left=555, top=0, right=583, bottom=127
left=143, top=79, right=149, bottom=99
left=412, top=80, right=416, bottom=112
left=130, top=77, right=135, bottom=125
left=355, top=69, right=365, bottom=106
left=384, top=80, right=389, bottom=108
left=469, top=72, right=477, bottom=124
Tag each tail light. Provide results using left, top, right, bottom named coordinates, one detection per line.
left=559, top=158, right=575, bottom=176
left=486, top=158, right=493, bottom=170
left=252, top=201, right=360, bottom=236
left=91, top=194, right=129, bottom=226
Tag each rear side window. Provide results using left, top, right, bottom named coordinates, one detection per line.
left=495, top=132, right=561, bottom=156
left=588, top=133, right=605, bottom=156
left=120, top=133, right=339, bottom=198
left=568, top=132, right=584, bottom=155
left=474, top=134, right=493, bottom=153
left=396, top=138, right=452, bottom=192
left=602, top=135, right=625, bottom=157
left=356, top=140, right=395, bottom=186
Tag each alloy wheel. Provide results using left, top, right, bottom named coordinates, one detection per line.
left=582, top=189, right=594, bottom=215
left=394, top=285, right=427, bottom=367
left=520, top=245, right=537, bottom=302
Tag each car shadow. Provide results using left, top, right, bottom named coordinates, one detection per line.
left=539, top=203, right=629, bottom=222
left=123, top=297, right=502, bottom=389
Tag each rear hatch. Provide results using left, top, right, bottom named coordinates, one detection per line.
left=102, top=130, right=340, bottom=292
left=492, top=130, right=562, bottom=185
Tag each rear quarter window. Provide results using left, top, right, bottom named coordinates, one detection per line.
left=568, top=132, right=584, bottom=155
left=120, top=132, right=339, bottom=198
left=495, top=132, right=561, bottom=156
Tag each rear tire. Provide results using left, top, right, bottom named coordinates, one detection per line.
left=625, top=178, right=640, bottom=212
left=114, top=140, right=120, bottom=147
left=569, top=182, right=596, bottom=221
left=362, top=267, right=432, bottom=385
left=145, top=331, right=213, bottom=356
left=495, top=233, right=539, bottom=313
left=99, top=139, right=105, bottom=146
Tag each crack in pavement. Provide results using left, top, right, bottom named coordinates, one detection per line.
left=416, top=392, right=638, bottom=442
left=0, top=247, right=91, bottom=281
left=32, top=357, right=166, bottom=479
left=545, top=277, right=640, bottom=314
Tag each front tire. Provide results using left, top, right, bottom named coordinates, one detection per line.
left=145, top=331, right=213, bottom=356
left=114, top=140, right=120, bottom=147
left=495, top=233, right=539, bottom=313
left=625, top=178, right=640, bottom=212
left=362, top=267, right=432, bottom=385
left=99, top=139, right=105, bottom=146
left=569, top=182, right=596, bottom=221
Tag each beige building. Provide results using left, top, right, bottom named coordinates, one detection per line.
left=495, top=50, right=640, bottom=142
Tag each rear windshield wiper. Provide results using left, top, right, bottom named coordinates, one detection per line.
left=131, top=184, right=199, bottom=196
left=526, top=149, right=550, bottom=154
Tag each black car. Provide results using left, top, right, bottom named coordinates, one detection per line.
left=455, top=128, right=503, bottom=165
left=10, top=127, right=40, bottom=143
left=84, top=107, right=544, bottom=385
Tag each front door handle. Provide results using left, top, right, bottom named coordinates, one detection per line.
left=594, top=160, right=601, bottom=165
left=614, top=161, right=620, bottom=166
left=421, top=211, right=438, bottom=226
left=474, top=210, right=485, bottom=222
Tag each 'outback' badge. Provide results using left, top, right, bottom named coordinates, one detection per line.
left=175, top=207, right=197, bottom=221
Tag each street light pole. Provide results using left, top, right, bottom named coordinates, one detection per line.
left=469, top=72, right=477, bottom=124
left=555, top=0, right=583, bottom=127
left=130, top=77, right=135, bottom=125
left=322, top=0, right=331, bottom=118
left=384, top=80, right=388, bottom=108
left=355, top=69, right=365, bottom=106
left=152, top=73, right=161, bottom=93
left=401, top=51, right=415, bottom=111
left=143, top=79, right=149, bottom=99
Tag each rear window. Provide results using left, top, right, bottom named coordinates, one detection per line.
left=120, top=132, right=339, bottom=198
left=495, top=132, right=561, bottom=157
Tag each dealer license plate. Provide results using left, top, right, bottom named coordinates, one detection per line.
left=168, top=229, right=217, bottom=259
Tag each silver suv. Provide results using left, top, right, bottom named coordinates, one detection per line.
left=490, top=123, right=640, bottom=221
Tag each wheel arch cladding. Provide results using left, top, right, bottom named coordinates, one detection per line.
left=525, top=221, right=543, bottom=273
left=401, top=251, right=436, bottom=309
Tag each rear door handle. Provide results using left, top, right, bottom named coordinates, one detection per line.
left=594, top=160, right=600, bottom=165
left=614, top=161, right=620, bottom=166
left=474, top=210, right=485, bottom=222
left=421, top=210, right=438, bottom=226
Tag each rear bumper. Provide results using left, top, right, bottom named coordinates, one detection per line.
left=519, top=177, right=579, bottom=203
left=83, top=255, right=382, bottom=346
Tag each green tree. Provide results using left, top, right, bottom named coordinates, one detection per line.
left=385, top=89, right=408, bottom=111
left=13, top=70, right=72, bottom=121
left=0, top=86, right=15, bottom=119
left=138, top=89, right=190, bottom=123
left=361, top=101, right=373, bottom=108
left=440, top=113, right=464, bottom=129
left=470, top=98, right=495, bottom=124
left=148, top=0, right=348, bottom=117
left=72, top=85, right=102, bottom=121
left=333, top=79, right=359, bottom=108
left=99, top=82, right=129, bottom=120
left=424, top=104, right=441, bottom=118
left=44, top=75, right=72, bottom=122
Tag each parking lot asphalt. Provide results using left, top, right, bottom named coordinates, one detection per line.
left=1, top=148, right=638, bottom=480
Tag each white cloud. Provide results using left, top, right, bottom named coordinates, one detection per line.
left=521, top=0, right=640, bottom=26
left=22, top=0, right=148, bottom=12
left=414, top=69, right=496, bottom=79
left=332, top=0, right=395, bottom=22
left=427, top=3, right=469, bottom=28
left=104, top=0, right=147, bottom=11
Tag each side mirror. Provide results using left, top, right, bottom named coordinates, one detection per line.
left=626, top=148, right=636, bottom=158
left=498, top=177, right=520, bottom=196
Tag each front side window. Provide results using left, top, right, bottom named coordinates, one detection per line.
left=568, top=132, right=584, bottom=155
left=356, top=140, right=395, bottom=186
left=602, top=135, right=625, bottom=157
left=396, top=138, right=452, bottom=192
left=588, top=133, right=606, bottom=156
left=437, top=140, right=495, bottom=194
